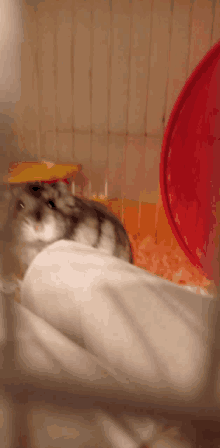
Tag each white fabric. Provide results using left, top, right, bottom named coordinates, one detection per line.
left=2, top=240, right=219, bottom=447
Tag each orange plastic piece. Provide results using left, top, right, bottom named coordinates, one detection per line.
left=4, top=162, right=82, bottom=184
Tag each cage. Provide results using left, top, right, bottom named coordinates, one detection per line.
left=1, top=0, right=220, bottom=447
left=2, top=0, right=218, bottom=293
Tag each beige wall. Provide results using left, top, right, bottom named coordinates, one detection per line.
left=3, top=0, right=220, bottom=202
left=0, top=0, right=26, bottom=182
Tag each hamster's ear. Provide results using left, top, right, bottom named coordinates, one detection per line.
left=56, top=181, right=69, bottom=194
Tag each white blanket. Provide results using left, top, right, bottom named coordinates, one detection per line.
left=1, top=240, right=219, bottom=447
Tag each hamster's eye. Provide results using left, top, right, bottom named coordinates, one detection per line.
left=47, top=200, right=56, bottom=209
left=16, top=200, right=25, bottom=211
left=32, top=186, right=40, bottom=192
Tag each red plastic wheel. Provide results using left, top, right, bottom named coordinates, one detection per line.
left=160, top=40, right=220, bottom=285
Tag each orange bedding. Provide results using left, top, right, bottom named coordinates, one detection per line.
left=129, top=233, right=210, bottom=292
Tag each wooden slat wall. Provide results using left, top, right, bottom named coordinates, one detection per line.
left=13, top=0, right=220, bottom=240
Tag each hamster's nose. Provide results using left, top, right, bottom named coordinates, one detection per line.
left=35, top=210, right=41, bottom=222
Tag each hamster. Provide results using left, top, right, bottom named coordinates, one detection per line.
left=0, top=181, right=133, bottom=290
